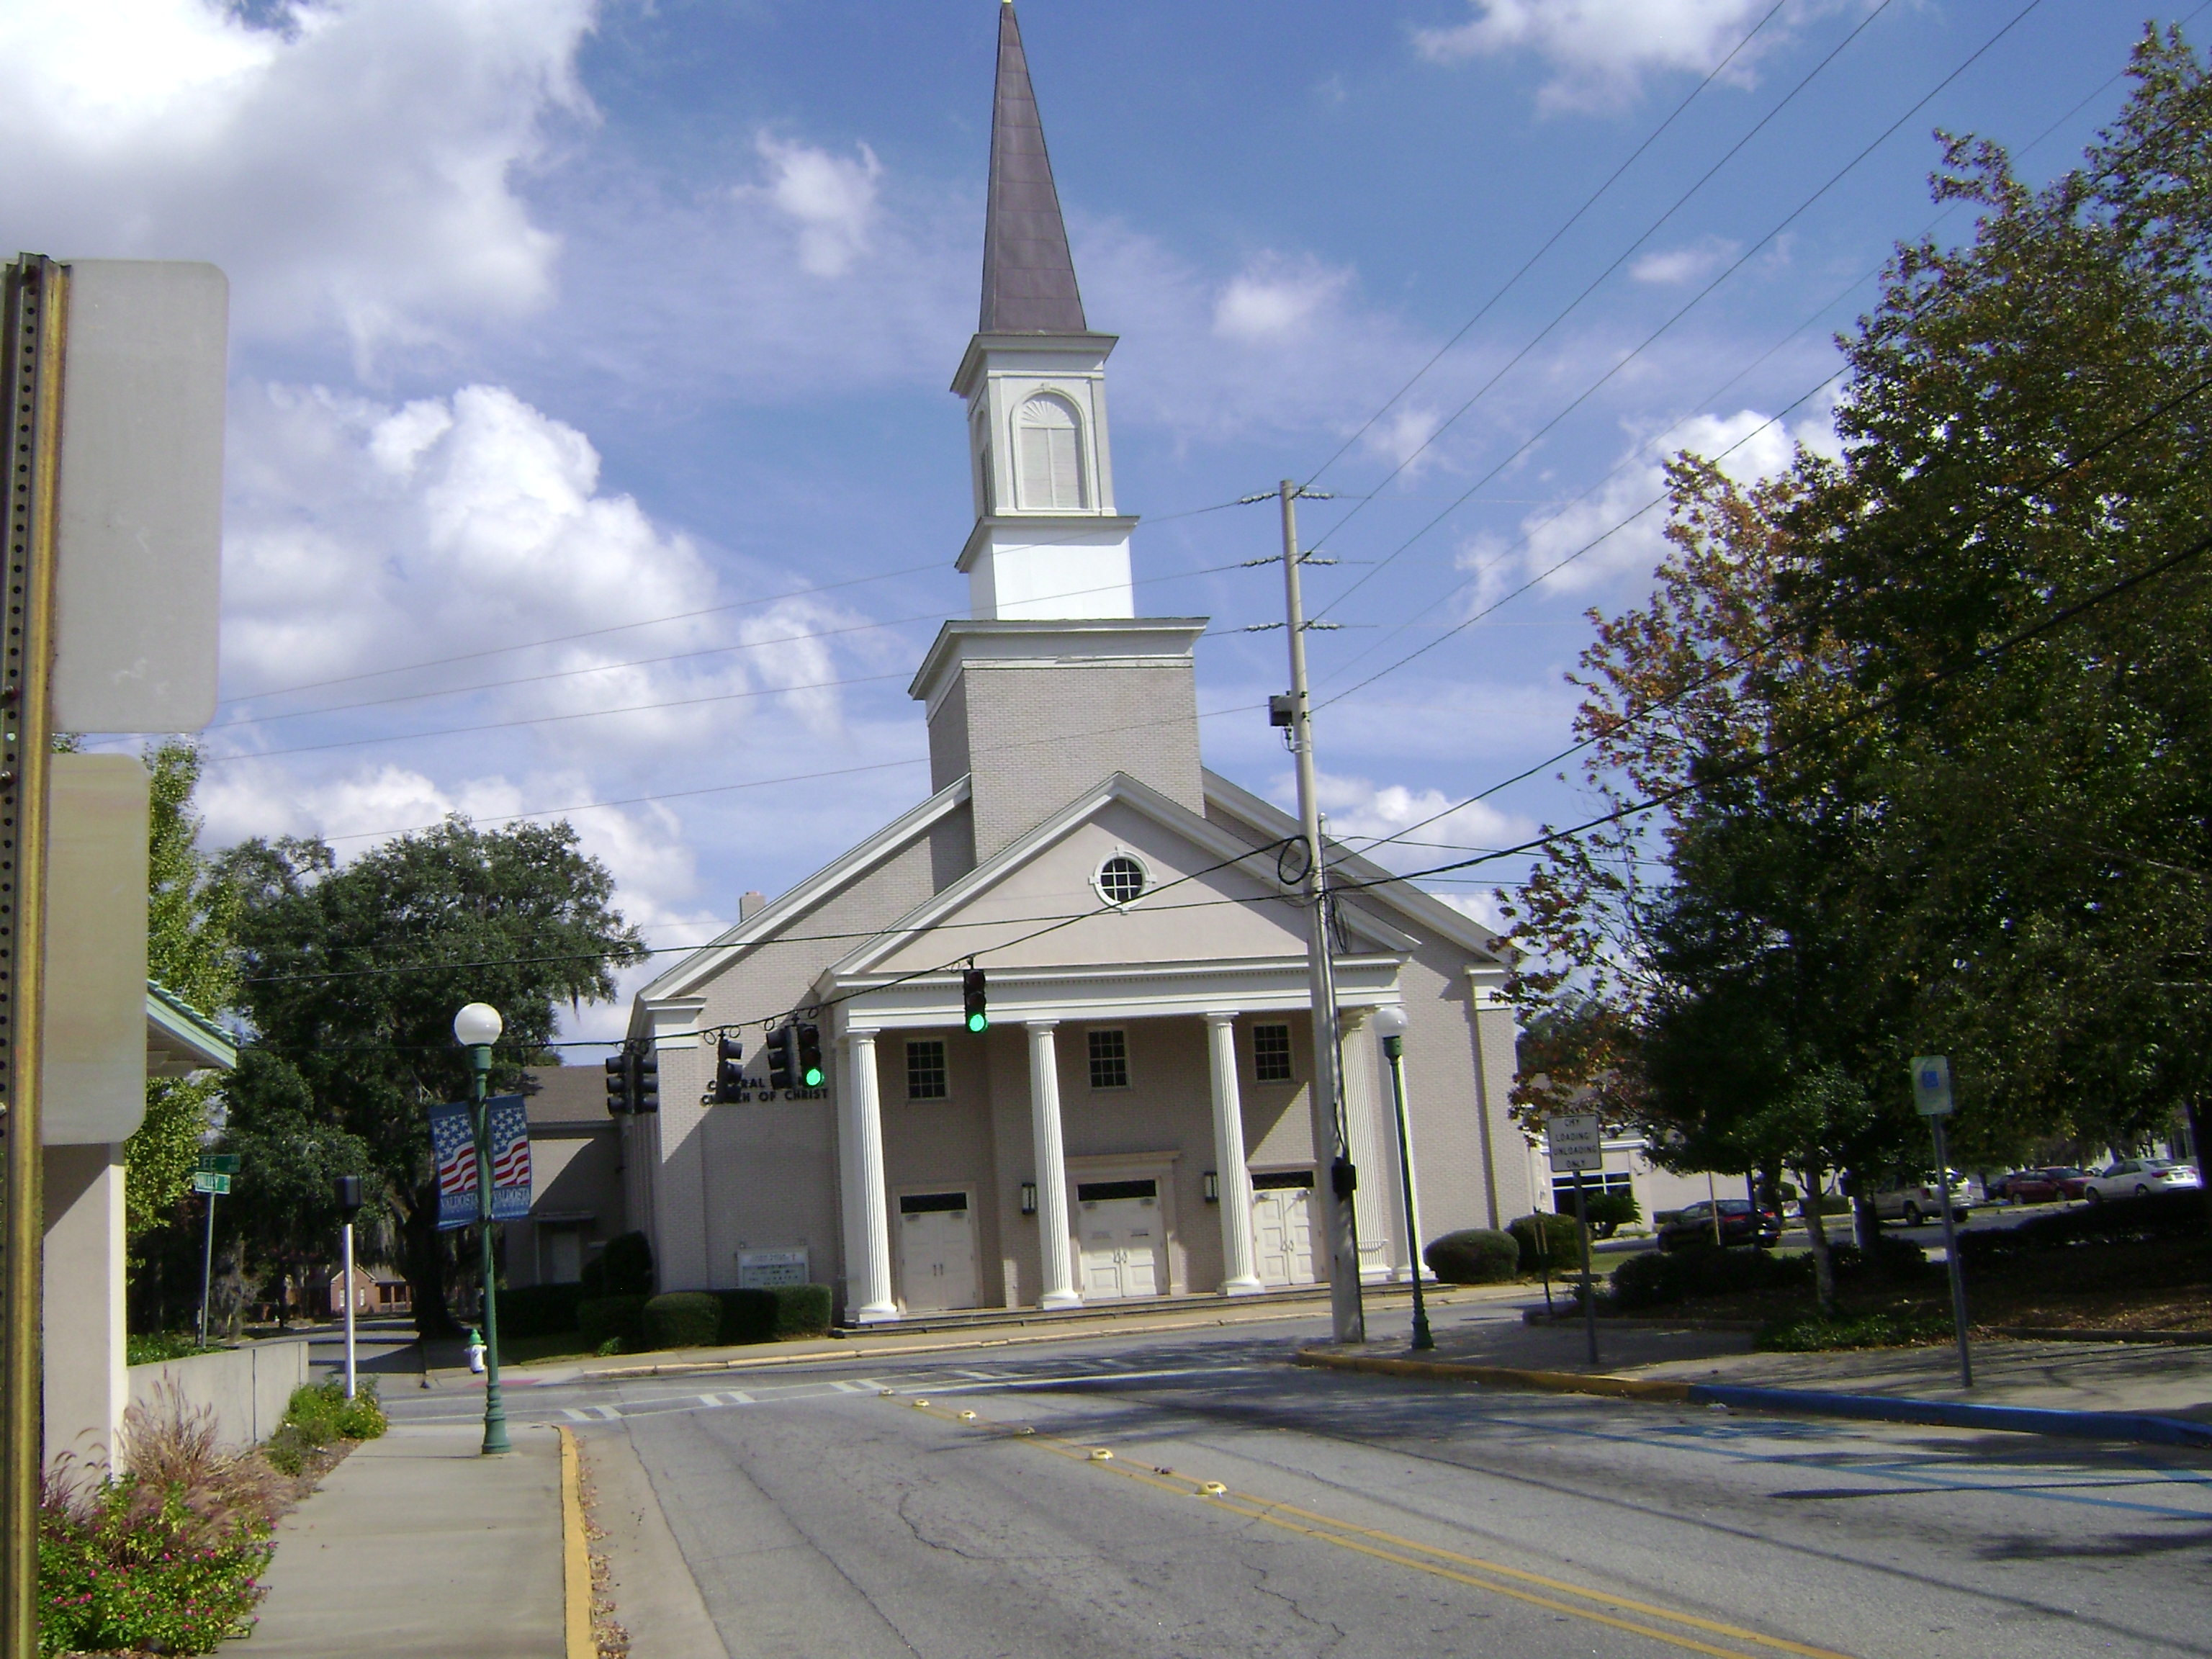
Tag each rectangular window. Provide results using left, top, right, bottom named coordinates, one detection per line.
left=1087, top=1028, right=1128, bottom=1090
left=1252, top=1022, right=1293, bottom=1083
left=1551, top=1173, right=1634, bottom=1210
left=906, top=1039, right=948, bottom=1102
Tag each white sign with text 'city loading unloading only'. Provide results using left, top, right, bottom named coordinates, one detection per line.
left=1546, top=1113, right=1604, bottom=1173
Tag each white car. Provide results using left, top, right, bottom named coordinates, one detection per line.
left=1869, top=1172, right=1974, bottom=1226
left=2080, top=1159, right=2203, bottom=1202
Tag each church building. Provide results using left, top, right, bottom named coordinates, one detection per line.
left=621, top=3, right=1532, bottom=1322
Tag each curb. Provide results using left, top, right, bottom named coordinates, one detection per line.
left=556, top=1426, right=591, bottom=1659
left=1992, top=1326, right=2212, bottom=1346
left=1292, top=1349, right=2212, bottom=1449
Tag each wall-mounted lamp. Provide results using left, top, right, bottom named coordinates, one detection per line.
left=1019, top=1182, right=1038, bottom=1216
left=1201, top=1170, right=1220, bottom=1204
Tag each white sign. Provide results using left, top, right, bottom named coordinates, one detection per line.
left=1910, top=1056, right=1954, bottom=1118
left=53, top=260, right=227, bottom=733
left=190, top=1172, right=230, bottom=1195
left=1546, top=1112, right=1604, bottom=1173
left=737, top=1248, right=809, bottom=1289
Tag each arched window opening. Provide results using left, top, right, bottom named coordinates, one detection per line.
left=1097, top=854, right=1146, bottom=907
left=1016, top=394, right=1086, bottom=511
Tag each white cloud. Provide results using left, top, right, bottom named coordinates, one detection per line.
left=749, top=132, right=885, bottom=279
left=0, top=0, right=592, bottom=368
left=1212, top=256, right=1350, bottom=342
left=1301, top=770, right=1536, bottom=876
left=1454, top=400, right=1840, bottom=601
left=1414, top=0, right=1857, bottom=111
left=1629, top=238, right=1743, bottom=285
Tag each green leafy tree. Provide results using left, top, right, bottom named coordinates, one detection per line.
left=220, top=818, right=644, bottom=1334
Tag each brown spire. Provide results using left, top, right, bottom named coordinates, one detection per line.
left=979, top=1, right=1088, bottom=334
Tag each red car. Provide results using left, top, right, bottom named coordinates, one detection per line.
left=2002, top=1166, right=2090, bottom=1204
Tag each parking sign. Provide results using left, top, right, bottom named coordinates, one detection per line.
left=1910, top=1056, right=1954, bottom=1118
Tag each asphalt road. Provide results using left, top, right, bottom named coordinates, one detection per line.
left=390, top=1310, right=2211, bottom=1658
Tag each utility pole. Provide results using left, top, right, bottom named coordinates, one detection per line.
left=1279, top=480, right=1363, bottom=1346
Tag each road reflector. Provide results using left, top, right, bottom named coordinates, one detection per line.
left=911, top=1398, right=929, bottom=1408
left=1088, top=1448, right=1114, bottom=1461
left=878, top=1388, right=895, bottom=1397
left=958, top=1409, right=977, bottom=1421
left=1198, top=1481, right=1228, bottom=1497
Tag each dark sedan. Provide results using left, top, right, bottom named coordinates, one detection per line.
left=2001, top=1166, right=2090, bottom=1204
left=1655, top=1198, right=1783, bottom=1252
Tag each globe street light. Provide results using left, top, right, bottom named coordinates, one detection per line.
left=454, top=1002, right=511, bottom=1455
left=1372, top=1004, right=1433, bottom=1352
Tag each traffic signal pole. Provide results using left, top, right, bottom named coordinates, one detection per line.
left=1, top=258, right=66, bottom=1659
left=1280, top=480, right=1363, bottom=1347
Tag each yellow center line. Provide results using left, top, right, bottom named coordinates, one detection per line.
left=882, top=1394, right=1862, bottom=1659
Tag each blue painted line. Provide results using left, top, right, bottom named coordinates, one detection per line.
left=1683, top=1383, right=2212, bottom=1449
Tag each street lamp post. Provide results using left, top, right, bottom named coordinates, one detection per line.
left=454, top=1002, right=511, bottom=1456
left=1372, top=1005, right=1432, bottom=1352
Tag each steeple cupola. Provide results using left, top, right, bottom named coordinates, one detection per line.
left=953, top=1, right=1136, bottom=621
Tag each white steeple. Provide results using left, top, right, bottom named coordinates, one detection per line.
left=951, top=1, right=1136, bottom=621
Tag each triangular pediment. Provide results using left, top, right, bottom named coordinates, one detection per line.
left=824, top=771, right=1410, bottom=988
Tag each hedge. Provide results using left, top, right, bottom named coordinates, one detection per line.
left=1507, top=1212, right=1584, bottom=1274
left=644, top=1292, right=723, bottom=1349
left=577, top=1294, right=649, bottom=1352
left=581, top=1231, right=655, bottom=1298
left=1424, top=1228, right=1521, bottom=1285
left=1958, top=1188, right=2206, bottom=1262
left=715, top=1285, right=834, bottom=1344
left=1608, top=1245, right=1811, bottom=1310
left=498, top=1282, right=585, bottom=1339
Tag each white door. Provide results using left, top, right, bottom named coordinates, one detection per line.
left=1076, top=1179, right=1166, bottom=1300
left=897, top=1192, right=978, bottom=1312
left=543, top=1227, right=581, bottom=1285
left=1252, top=1178, right=1316, bottom=1286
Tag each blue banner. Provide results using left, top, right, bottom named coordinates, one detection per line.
left=431, top=1096, right=532, bottom=1231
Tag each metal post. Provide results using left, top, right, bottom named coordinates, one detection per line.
left=198, top=1190, right=217, bottom=1349
left=1573, top=1169, right=1599, bottom=1367
left=1930, top=1116, right=1973, bottom=1388
left=1707, top=1171, right=1725, bottom=1247
left=470, top=1046, right=511, bottom=1454
left=1381, top=1035, right=1431, bottom=1350
left=1280, top=480, right=1362, bottom=1346
left=1, top=255, right=66, bottom=1659
left=341, top=1220, right=358, bottom=1401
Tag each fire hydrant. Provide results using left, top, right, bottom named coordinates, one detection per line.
left=465, top=1327, right=487, bottom=1375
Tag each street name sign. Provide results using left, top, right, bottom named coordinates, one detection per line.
left=198, top=1153, right=240, bottom=1174
left=1910, top=1056, right=1954, bottom=1118
left=1546, top=1112, right=1604, bottom=1173
left=190, top=1172, right=230, bottom=1195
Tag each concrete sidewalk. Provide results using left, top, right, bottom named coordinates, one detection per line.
left=248, top=1422, right=567, bottom=1658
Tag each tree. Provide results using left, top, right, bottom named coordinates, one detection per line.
left=217, top=1050, right=373, bottom=1321
left=221, top=818, right=644, bottom=1334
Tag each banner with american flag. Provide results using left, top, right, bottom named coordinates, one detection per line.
left=431, top=1096, right=532, bottom=1231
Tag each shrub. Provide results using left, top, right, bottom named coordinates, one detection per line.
left=1829, top=1236, right=1928, bottom=1282
left=1424, top=1228, right=1522, bottom=1285
left=644, top=1292, right=723, bottom=1349
left=265, top=1380, right=385, bottom=1474
left=714, top=1284, right=835, bottom=1344
left=500, top=1282, right=585, bottom=1339
left=1608, top=1245, right=1812, bottom=1311
left=1582, top=1190, right=1642, bottom=1239
left=125, top=1331, right=212, bottom=1367
left=40, top=1392, right=284, bottom=1656
left=1755, top=1310, right=1953, bottom=1352
left=598, top=1231, right=656, bottom=1297
left=577, top=1294, right=649, bottom=1353
left=1507, top=1213, right=1584, bottom=1274
left=1958, top=1188, right=2206, bottom=1263
left=579, top=1255, right=605, bottom=1297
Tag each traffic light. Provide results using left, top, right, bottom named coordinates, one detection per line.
left=634, top=1047, right=660, bottom=1114
left=794, top=1022, right=824, bottom=1088
left=962, top=967, right=987, bottom=1034
left=710, top=1034, right=746, bottom=1105
left=766, top=1023, right=796, bottom=1090
left=603, top=1053, right=631, bottom=1115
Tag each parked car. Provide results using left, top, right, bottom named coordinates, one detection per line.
left=1869, top=1172, right=1973, bottom=1226
left=2080, top=1159, right=2203, bottom=1203
left=1654, top=1198, right=1782, bottom=1252
left=1997, top=1166, right=2091, bottom=1205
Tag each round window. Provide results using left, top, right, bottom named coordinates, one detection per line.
left=1097, top=854, right=1146, bottom=906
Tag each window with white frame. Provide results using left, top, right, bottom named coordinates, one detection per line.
left=906, top=1038, right=948, bottom=1101
left=1095, top=853, right=1146, bottom=906
left=1251, top=1022, right=1293, bottom=1083
left=1015, top=394, right=1085, bottom=511
left=1087, top=1028, right=1128, bottom=1090
left=1551, top=1172, right=1634, bottom=1210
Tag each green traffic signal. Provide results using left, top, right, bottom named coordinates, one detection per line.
left=967, top=1010, right=988, bottom=1033
left=804, top=1064, right=824, bottom=1087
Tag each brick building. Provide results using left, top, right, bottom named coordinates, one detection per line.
left=621, top=4, right=1530, bottom=1322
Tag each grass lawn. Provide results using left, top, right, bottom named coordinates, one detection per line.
left=499, top=1331, right=603, bottom=1366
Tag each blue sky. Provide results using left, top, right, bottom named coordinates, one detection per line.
left=3, top=0, right=2192, bottom=1046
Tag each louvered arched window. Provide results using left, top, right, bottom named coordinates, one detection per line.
left=1015, top=394, right=1086, bottom=511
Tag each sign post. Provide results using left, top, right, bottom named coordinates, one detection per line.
left=1911, top=1056, right=1973, bottom=1388
left=192, top=1156, right=238, bottom=1347
left=1547, top=1113, right=1605, bottom=1367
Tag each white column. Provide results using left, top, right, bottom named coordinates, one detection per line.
left=1026, top=1021, right=1082, bottom=1310
left=1388, top=1045, right=1432, bottom=1280
left=43, top=1143, right=126, bottom=1474
left=1205, top=1014, right=1263, bottom=1295
left=1339, top=1009, right=1395, bottom=1282
left=841, top=1030, right=897, bottom=1322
